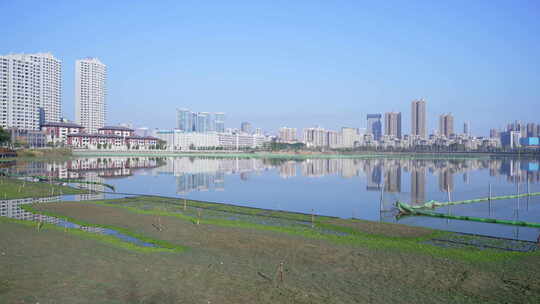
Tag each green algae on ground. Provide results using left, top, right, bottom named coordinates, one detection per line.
left=18, top=204, right=186, bottom=253
left=30, top=196, right=539, bottom=263
left=5, top=196, right=540, bottom=303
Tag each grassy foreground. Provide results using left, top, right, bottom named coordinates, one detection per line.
left=1, top=195, right=540, bottom=303
left=0, top=177, right=87, bottom=199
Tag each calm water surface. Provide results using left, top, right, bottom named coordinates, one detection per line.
left=3, top=156, right=540, bottom=241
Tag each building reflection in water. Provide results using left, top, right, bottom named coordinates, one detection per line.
left=438, top=169, right=454, bottom=193
left=5, top=157, right=166, bottom=199
left=384, top=161, right=401, bottom=193
left=410, top=167, right=426, bottom=206
left=4, top=156, right=540, bottom=243
left=3, top=156, right=540, bottom=204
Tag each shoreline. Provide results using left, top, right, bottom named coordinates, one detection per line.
left=71, top=150, right=540, bottom=160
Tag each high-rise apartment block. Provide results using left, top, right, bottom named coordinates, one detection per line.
left=526, top=123, right=538, bottom=137
left=279, top=127, right=297, bottom=142
left=366, top=114, right=382, bottom=141
left=240, top=122, right=252, bottom=134
left=214, top=112, right=225, bottom=132
left=341, top=127, right=359, bottom=148
left=176, top=108, right=192, bottom=132
left=463, top=121, right=470, bottom=135
left=384, top=112, right=402, bottom=139
left=0, top=53, right=61, bottom=130
left=490, top=129, right=499, bottom=139
left=439, top=113, right=454, bottom=138
left=411, top=99, right=426, bottom=138
left=198, top=112, right=213, bottom=132
left=75, top=58, right=106, bottom=134
left=303, top=127, right=328, bottom=147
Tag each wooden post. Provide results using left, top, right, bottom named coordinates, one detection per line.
left=380, top=184, right=384, bottom=212
left=184, top=198, right=187, bottom=211
left=516, top=181, right=520, bottom=211
left=311, top=209, right=315, bottom=228
left=527, top=179, right=530, bottom=211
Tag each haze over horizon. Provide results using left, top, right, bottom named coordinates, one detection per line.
left=1, top=0, right=539, bottom=136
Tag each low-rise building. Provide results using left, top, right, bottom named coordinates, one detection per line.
left=41, top=121, right=85, bottom=145
left=10, top=128, right=47, bottom=148
left=98, top=126, right=135, bottom=137
left=67, top=133, right=158, bottom=150
left=155, top=130, right=267, bottom=150
left=520, top=137, right=540, bottom=147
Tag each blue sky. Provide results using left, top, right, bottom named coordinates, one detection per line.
left=1, top=0, right=539, bottom=135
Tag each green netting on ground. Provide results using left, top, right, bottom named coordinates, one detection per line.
left=396, top=201, right=540, bottom=228
left=406, top=192, right=540, bottom=210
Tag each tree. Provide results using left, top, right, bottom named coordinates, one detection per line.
left=0, top=127, right=11, bottom=146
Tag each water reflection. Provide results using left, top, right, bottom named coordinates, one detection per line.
left=3, top=156, right=540, bottom=240
left=5, top=157, right=540, bottom=199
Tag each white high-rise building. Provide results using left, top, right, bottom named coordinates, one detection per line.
left=341, top=127, right=359, bottom=148
left=0, top=53, right=62, bottom=130
left=76, top=58, right=106, bottom=133
left=279, top=127, right=297, bottom=142
left=33, top=53, right=62, bottom=124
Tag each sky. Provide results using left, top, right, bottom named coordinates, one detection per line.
left=1, top=0, right=539, bottom=136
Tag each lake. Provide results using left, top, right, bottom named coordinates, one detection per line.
left=3, top=155, right=540, bottom=241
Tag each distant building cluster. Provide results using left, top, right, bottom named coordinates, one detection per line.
left=154, top=110, right=271, bottom=150
left=497, top=121, right=540, bottom=149
left=176, top=108, right=225, bottom=133
left=290, top=99, right=504, bottom=151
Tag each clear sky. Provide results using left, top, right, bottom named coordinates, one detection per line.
left=1, top=0, right=539, bottom=135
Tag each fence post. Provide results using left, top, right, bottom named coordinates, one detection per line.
left=379, top=184, right=384, bottom=212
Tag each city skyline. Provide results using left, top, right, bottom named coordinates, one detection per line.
left=1, top=1, right=538, bottom=135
